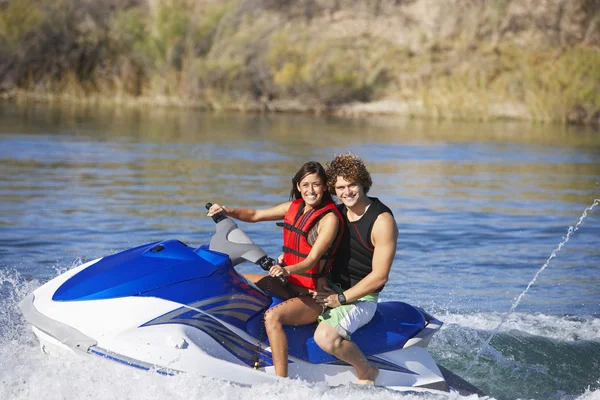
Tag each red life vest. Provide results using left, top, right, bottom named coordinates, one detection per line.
left=281, top=199, right=344, bottom=290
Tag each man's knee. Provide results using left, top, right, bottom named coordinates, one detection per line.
left=314, top=323, right=341, bottom=353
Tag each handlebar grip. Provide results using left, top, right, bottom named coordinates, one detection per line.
left=257, top=256, right=287, bottom=285
left=205, top=202, right=227, bottom=223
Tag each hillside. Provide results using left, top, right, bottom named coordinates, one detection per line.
left=1, top=0, right=599, bottom=124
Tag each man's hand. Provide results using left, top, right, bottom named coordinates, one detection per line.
left=314, top=286, right=340, bottom=308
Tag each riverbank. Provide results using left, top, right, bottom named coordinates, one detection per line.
left=5, top=87, right=600, bottom=128
left=1, top=0, right=599, bottom=125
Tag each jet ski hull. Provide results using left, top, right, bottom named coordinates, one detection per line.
left=21, top=286, right=448, bottom=391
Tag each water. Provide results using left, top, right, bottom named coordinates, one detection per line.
left=463, top=199, right=600, bottom=378
left=1, top=103, right=599, bottom=400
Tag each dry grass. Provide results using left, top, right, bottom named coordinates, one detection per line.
left=1, top=0, right=599, bottom=122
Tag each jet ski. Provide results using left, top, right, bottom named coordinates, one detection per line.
left=19, top=204, right=483, bottom=396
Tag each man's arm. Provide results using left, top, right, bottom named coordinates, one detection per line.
left=340, top=212, right=398, bottom=303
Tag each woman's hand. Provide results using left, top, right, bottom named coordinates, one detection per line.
left=269, top=264, right=289, bottom=278
left=207, top=203, right=231, bottom=217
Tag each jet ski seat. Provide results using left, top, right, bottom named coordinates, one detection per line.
left=247, top=301, right=426, bottom=364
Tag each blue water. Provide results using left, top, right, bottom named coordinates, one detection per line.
left=1, top=104, right=599, bottom=400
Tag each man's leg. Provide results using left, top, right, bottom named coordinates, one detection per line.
left=313, top=320, right=378, bottom=383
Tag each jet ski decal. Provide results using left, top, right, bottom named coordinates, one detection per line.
left=190, top=294, right=268, bottom=322
left=142, top=300, right=274, bottom=368
left=367, top=356, right=417, bottom=375
left=90, top=346, right=180, bottom=376
left=326, top=356, right=417, bottom=375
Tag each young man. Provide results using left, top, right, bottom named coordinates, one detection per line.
left=313, top=152, right=398, bottom=384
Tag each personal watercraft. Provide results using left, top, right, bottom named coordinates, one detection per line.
left=19, top=204, right=483, bottom=395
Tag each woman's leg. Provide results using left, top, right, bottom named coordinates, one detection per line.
left=263, top=296, right=322, bottom=377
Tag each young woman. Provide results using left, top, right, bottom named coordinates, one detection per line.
left=207, top=161, right=344, bottom=378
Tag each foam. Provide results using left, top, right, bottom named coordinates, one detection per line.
left=440, top=311, right=600, bottom=342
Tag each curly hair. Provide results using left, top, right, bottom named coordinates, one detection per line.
left=326, top=152, right=372, bottom=194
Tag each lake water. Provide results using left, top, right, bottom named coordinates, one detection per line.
left=1, top=103, right=599, bottom=400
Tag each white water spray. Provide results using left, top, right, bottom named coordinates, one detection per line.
left=463, top=198, right=600, bottom=378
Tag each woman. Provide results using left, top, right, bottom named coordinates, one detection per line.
left=207, top=161, right=344, bottom=378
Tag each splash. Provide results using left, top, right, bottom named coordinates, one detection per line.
left=0, top=269, right=42, bottom=342
left=463, top=198, right=600, bottom=378
left=442, top=312, right=600, bottom=342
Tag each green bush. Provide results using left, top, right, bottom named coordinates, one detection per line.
left=266, top=30, right=390, bottom=105
left=0, top=0, right=44, bottom=47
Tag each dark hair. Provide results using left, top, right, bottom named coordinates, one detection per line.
left=289, top=161, right=333, bottom=202
left=326, top=152, right=372, bottom=194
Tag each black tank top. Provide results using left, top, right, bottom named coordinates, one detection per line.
left=331, top=198, right=393, bottom=293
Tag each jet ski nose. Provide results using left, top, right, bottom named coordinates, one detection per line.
left=52, top=240, right=227, bottom=301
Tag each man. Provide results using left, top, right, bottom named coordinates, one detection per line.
left=313, top=152, right=398, bottom=384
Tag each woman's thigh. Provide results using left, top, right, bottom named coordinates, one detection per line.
left=267, top=296, right=323, bottom=326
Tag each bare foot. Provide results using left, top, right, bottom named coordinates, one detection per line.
left=357, top=366, right=379, bottom=385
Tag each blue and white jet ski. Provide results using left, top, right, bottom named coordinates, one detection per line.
left=19, top=204, right=483, bottom=395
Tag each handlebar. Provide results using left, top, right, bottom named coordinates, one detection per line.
left=256, top=255, right=288, bottom=286
left=205, top=202, right=287, bottom=286
left=205, top=202, right=227, bottom=224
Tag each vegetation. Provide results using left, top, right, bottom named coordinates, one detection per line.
left=1, top=0, right=599, bottom=123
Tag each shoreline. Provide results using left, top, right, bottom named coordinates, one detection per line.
left=4, top=89, right=599, bottom=127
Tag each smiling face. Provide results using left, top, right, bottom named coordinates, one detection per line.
left=334, top=176, right=366, bottom=209
left=297, top=173, right=325, bottom=208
